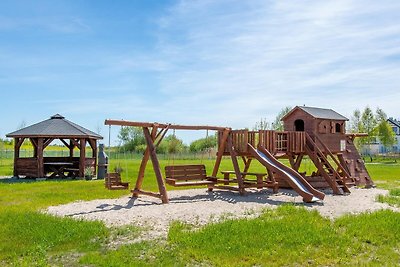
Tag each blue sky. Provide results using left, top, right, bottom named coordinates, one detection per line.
left=1, top=0, right=400, bottom=144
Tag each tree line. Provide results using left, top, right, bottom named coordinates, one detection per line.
left=349, top=106, right=396, bottom=153
left=117, top=126, right=217, bottom=154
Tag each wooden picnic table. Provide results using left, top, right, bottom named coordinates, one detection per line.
left=220, top=170, right=279, bottom=192
left=44, top=162, right=73, bottom=178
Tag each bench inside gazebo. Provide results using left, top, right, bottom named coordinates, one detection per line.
left=6, top=114, right=103, bottom=178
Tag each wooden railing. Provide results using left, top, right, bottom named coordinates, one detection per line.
left=259, top=130, right=305, bottom=154
left=218, top=130, right=306, bottom=155
left=15, top=158, right=39, bottom=177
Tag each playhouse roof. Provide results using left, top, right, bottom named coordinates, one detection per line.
left=282, top=106, right=349, bottom=121
left=6, top=114, right=103, bottom=139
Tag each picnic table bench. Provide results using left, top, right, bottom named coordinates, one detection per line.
left=220, top=170, right=279, bottom=193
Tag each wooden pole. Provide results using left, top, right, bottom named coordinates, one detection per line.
left=37, top=138, right=44, bottom=177
left=143, top=127, right=169, bottom=204
left=79, top=138, right=86, bottom=177
left=69, top=139, right=74, bottom=158
left=105, top=119, right=229, bottom=131
left=212, top=129, right=230, bottom=177
left=227, top=134, right=245, bottom=194
left=13, top=138, right=23, bottom=177
left=91, top=139, right=98, bottom=176
left=242, top=156, right=252, bottom=175
left=132, top=126, right=158, bottom=197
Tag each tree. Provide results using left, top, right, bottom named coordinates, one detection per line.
left=359, top=106, right=377, bottom=148
left=272, top=106, right=292, bottom=131
left=375, top=108, right=396, bottom=151
left=189, top=135, right=217, bottom=152
left=158, top=135, right=186, bottom=154
left=349, top=109, right=361, bottom=133
left=253, top=118, right=271, bottom=131
left=117, top=126, right=146, bottom=152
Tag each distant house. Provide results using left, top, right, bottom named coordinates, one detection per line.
left=370, top=117, right=400, bottom=154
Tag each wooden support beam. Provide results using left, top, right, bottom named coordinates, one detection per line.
left=79, top=139, right=86, bottom=177
left=88, top=139, right=96, bottom=150
left=294, top=154, right=304, bottom=171
left=30, top=138, right=38, bottom=158
left=154, top=127, right=169, bottom=148
left=143, top=127, right=169, bottom=203
left=131, top=189, right=162, bottom=199
left=132, top=126, right=159, bottom=197
left=38, top=138, right=44, bottom=177
left=92, top=139, right=98, bottom=176
left=43, top=138, right=54, bottom=149
left=60, top=139, right=70, bottom=148
left=30, top=138, right=38, bottom=149
left=69, top=139, right=74, bottom=158
left=227, top=134, right=245, bottom=195
left=105, top=119, right=229, bottom=131
left=13, top=138, right=24, bottom=177
left=242, top=157, right=252, bottom=176
left=212, top=129, right=230, bottom=177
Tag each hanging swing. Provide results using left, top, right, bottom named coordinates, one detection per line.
left=164, top=129, right=217, bottom=188
left=105, top=125, right=129, bottom=190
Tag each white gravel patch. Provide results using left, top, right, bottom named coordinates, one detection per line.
left=46, top=187, right=398, bottom=240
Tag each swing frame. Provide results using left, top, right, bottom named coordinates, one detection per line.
left=104, top=120, right=246, bottom=204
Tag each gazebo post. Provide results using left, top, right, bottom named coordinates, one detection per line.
left=38, top=138, right=44, bottom=177
left=91, top=139, right=98, bottom=176
left=79, top=138, right=86, bottom=177
left=13, top=137, right=24, bottom=177
left=69, top=139, right=74, bottom=158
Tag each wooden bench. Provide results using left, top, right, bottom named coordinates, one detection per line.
left=105, top=172, right=129, bottom=190
left=165, top=164, right=217, bottom=187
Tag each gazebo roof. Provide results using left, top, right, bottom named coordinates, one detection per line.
left=6, top=114, right=103, bottom=139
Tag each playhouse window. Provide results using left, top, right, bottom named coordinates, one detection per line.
left=335, top=123, right=342, bottom=133
left=294, top=119, right=304, bottom=131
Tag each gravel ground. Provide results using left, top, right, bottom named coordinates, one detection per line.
left=46, top=187, right=398, bottom=240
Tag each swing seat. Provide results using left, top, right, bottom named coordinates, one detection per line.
left=105, top=172, right=129, bottom=190
left=165, top=164, right=217, bottom=187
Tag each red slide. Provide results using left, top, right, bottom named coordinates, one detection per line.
left=248, top=144, right=325, bottom=203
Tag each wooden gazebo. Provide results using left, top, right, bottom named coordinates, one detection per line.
left=6, top=114, right=103, bottom=178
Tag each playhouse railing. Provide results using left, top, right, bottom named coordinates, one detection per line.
left=218, top=130, right=306, bottom=155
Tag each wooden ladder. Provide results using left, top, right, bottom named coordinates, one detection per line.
left=305, top=133, right=350, bottom=194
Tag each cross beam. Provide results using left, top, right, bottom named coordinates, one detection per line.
left=104, top=119, right=230, bottom=131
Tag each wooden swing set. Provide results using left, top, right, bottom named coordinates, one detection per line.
left=104, top=120, right=278, bottom=204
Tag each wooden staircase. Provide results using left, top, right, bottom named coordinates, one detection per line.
left=341, top=135, right=374, bottom=187
left=305, top=133, right=353, bottom=195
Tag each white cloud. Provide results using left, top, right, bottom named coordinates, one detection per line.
left=133, top=0, right=400, bottom=132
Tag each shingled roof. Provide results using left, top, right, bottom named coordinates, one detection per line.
left=282, top=106, right=349, bottom=121
left=6, top=114, right=103, bottom=139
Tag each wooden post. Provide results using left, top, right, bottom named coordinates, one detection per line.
left=91, top=139, right=98, bottom=176
left=212, top=129, right=230, bottom=177
left=79, top=138, right=86, bottom=177
left=242, top=156, right=252, bottom=175
left=13, top=138, right=23, bottom=177
left=37, top=138, right=44, bottom=177
left=69, top=139, right=74, bottom=158
left=293, top=154, right=304, bottom=171
left=143, top=127, right=169, bottom=203
left=227, top=134, right=245, bottom=194
left=30, top=138, right=38, bottom=158
left=132, top=126, right=158, bottom=197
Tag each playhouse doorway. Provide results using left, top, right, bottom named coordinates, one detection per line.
left=294, top=119, right=304, bottom=131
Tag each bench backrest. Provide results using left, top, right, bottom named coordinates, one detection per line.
left=105, top=173, right=122, bottom=185
left=165, top=164, right=207, bottom=181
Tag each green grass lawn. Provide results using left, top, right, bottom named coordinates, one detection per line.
left=0, top=157, right=399, bottom=266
